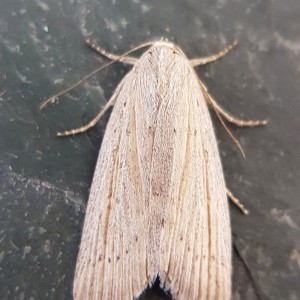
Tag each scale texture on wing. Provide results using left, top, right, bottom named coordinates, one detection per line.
left=73, top=44, right=231, bottom=300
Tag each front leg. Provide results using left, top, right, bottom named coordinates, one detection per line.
left=85, top=38, right=138, bottom=65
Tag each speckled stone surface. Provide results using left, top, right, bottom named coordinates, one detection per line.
left=0, top=0, right=299, bottom=299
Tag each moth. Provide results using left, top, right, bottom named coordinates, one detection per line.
left=42, top=38, right=266, bottom=299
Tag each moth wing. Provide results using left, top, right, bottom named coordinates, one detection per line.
left=73, top=45, right=231, bottom=300
left=133, top=47, right=232, bottom=300
left=73, top=70, right=150, bottom=299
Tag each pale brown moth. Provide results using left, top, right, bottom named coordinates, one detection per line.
left=41, top=38, right=266, bottom=299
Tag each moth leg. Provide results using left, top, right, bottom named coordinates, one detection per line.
left=40, top=41, right=152, bottom=111
left=198, top=79, right=267, bottom=127
left=190, top=39, right=237, bottom=67
left=56, top=95, right=116, bottom=137
left=85, top=38, right=138, bottom=65
left=226, top=188, right=249, bottom=215
left=207, top=92, right=267, bottom=127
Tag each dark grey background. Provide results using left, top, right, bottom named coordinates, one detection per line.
left=1, top=0, right=299, bottom=299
